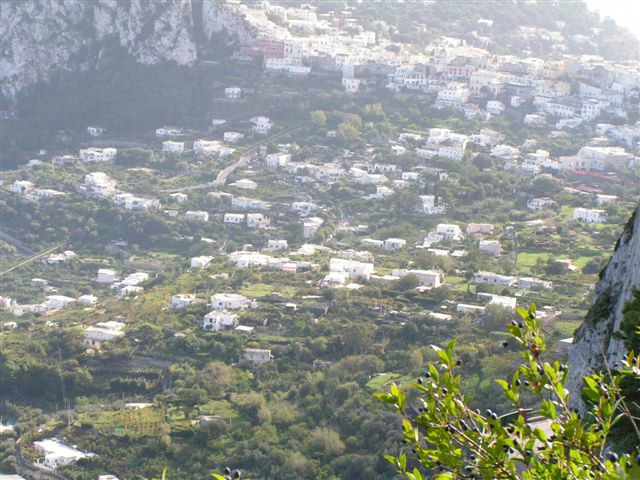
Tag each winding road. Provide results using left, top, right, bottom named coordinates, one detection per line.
left=157, top=126, right=301, bottom=194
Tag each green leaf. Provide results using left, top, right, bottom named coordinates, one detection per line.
left=533, top=428, right=547, bottom=442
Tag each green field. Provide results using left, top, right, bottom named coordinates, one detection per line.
left=80, top=407, right=164, bottom=437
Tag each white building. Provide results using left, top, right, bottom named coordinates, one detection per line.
left=436, top=224, right=464, bottom=241
left=171, top=294, right=197, bottom=309
left=87, top=126, right=105, bottom=136
left=81, top=172, right=116, bottom=197
left=343, top=77, right=361, bottom=93
left=392, top=269, right=442, bottom=288
left=83, top=321, right=126, bottom=349
left=78, top=147, right=117, bottom=162
left=230, top=179, right=257, bottom=190
left=11, top=180, right=35, bottom=194
left=114, top=194, right=160, bottom=211
left=292, top=201, right=319, bottom=216
left=517, top=277, right=553, bottom=291
left=78, top=294, right=98, bottom=306
left=224, top=132, right=244, bottom=143
left=479, top=240, right=502, bottom=256
left=203, top=311, right=239, bottom=331
left=420, top=195, right=446, bottom=215
left=328, top=258, right=374, bottom=280
left=251, top=116, right=273, bottom=135
left=96, top=269, right=117, bottom=284
left=191, top=256, right=214, bottom=269
left=211, top=293, right=251, bottom=311
left=246, top=213, right=270, bottom=228
left=438, top=144, right=466, bottom=161
left=156, top=127, right=183, bottom=137
left=224, top=213, right=245, bottom=224
left=45, top=295, right=76, bottom=311
left=167, top=193, right=187, bottom=204
left=194, top=140, right=234, bottom=157
left=383, top=238, right=406, bottom=252
left=474, top=271, right=517, bottom=286
left=185, top=210, right=209, bottom=222
left=573, top=208, right=606, bottom=224
left=265, top=152, right=291, bottom=167
left=229, top=251, right=270, bottom=269
left=225, top=87, right=242, bottom=99
left=33, top=438, right=93, bottom=471
left=527, top=197, right=556, bottom=211
left=162, top=140, right=185, bottom=153
left=242, top=348, right=272, bottom=366
left=595, top=194, right=618, bottom=206
left=486, top=100, right=505, bottom=115
left=232, top=197, right=270, bottom=210
left=266, top=239, right=288, bottom=251
left=303, top=217, right=324, bottom=238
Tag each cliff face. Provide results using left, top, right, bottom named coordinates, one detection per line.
left=0, top=0, right=258, bottom=100
left=568, top=206, right=640, bottom=408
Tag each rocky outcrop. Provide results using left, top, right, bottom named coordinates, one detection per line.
left=0, top=0, right=258, bottom=100
left=567, top=206, right=640, bottom=409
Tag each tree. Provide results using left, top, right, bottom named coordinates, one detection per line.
left=310, top=110, right=327, bottom=128
left=376, top=305, right=640, bottom=479
left=201, top=361, right=234, bottom=396
left=483, top=303, right=515, bottom=330
left=397, top=274, right=420, bottom=291
left=337, top=121, right=361, bottom=141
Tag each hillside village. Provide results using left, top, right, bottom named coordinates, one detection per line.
left=0, top=1, right=639, bottom=479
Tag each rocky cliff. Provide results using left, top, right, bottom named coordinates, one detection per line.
left=568, top=206, right=640, bottom=409
left=0, top=0, right=258, bottom=100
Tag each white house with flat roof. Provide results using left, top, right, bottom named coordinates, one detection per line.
left=436, top=224, right=464, bottom=241
left=474, top=271, right=517, bottom=286
left=225, top=87, right=242, bottom=99
left=266, top=239, right=288, bottom=251
left=246, top=213, right=270, bottom=228
left=383, top=238, right=406, bottom=252
left=230, top=179, right=257, bottom=190
left=527, top=197, right=556, bottom=211
left=11, top=180, right=35, bottom=195
left=393, top=269, right=442, bottom=288
left=242, top=348, right=272, bottom=366
left=171, top=294, right=197, bottom=309
left=517, top=277, right=552, bottom=291
left=211, top=293, right=251, bottom=311
left=156, top=127, right=183, bottom=137
left=232, top=197, right=270, bottom=210
left=33, top=438, right=94, bottom=471
left=224, top=213, right=245, bottom=224
left=83, top=321, right=125, bottom=349
left=251, top=116, right=272, bottom=135
left=162, top=140, right=184, bottom=153
left=79, top=147, right=117, bottom=162
left=224, top=131, right=244, bottom=143
left=203, top=311, right=239, bottom=331
left=479, top=240, right=502, bottom=256
left=185, top=210, right=209, bottom=222
left=96, top=268, right=117, bottom=284
left=328, top=258, right=374, bottom=280
left=573, top=208, right=606, bottom=224
left=265, top=152, right=291, bottom=167
left=191, top=256, right=213, bottom=269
